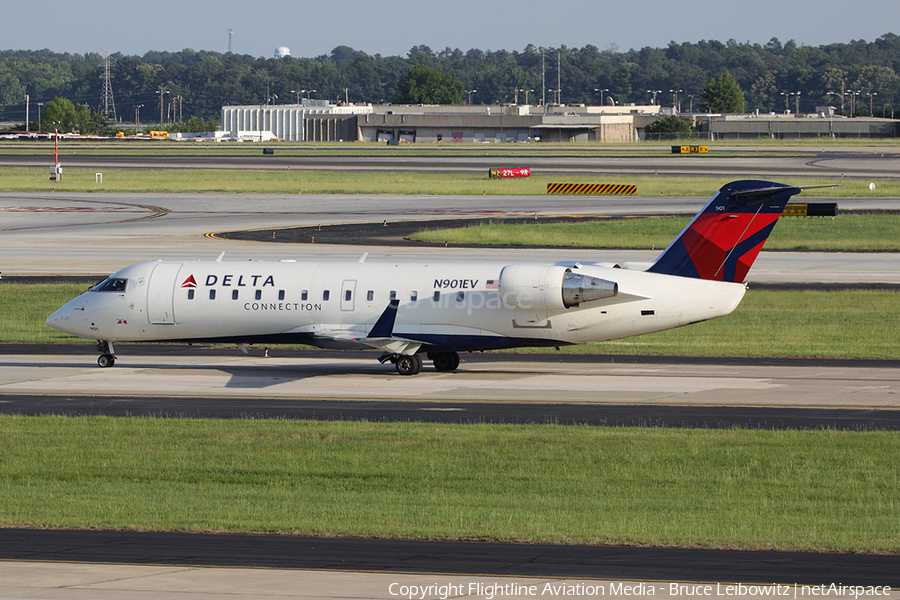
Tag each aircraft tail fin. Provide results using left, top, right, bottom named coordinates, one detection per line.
left=647, top=180, right=802, bottom=282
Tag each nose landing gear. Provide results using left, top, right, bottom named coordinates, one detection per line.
left=96, top=340, right=116, bottom=368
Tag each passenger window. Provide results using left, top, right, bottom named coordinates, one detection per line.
left=232, top=290, right=239, bottom=300
left=209, top=289, right=216, bottom=300
left=389, top=290, right=397, bottom=301
left=323, top=290, right=330, bottom=301
left=301, top=290, right=308, bottom=301
left=433, top=291, right=440, bottom=302
left=410, top=291, right=418, bottom=301
left=367, top=290, right=374, bottom=301
left=187, top=289, right=195, bottom=300
left=255, top=290, right=262, bottom=300
left=279, top=290, right=285, bottom=301
left=345, top=290, right=352, bottom=301
left=457, top=291, right=465, bottom=302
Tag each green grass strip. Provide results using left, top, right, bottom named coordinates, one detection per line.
left=3, top=284, right=899, bottom=359
left=1, top=167, right=897, bottom=196
left=411, top=213, right=900, bottom=252
left=0, top=415, right=896, bottom=552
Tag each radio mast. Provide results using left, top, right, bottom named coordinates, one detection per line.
left=99, top=50, right=117, bottom=122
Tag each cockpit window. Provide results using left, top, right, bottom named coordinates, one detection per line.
left=91, top=277, right=128, bottom=292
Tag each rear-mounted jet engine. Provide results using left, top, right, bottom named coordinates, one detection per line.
left=498, top=265, right=618, bottom=311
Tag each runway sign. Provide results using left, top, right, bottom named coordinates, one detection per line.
left=547, top=183, right=637, bottom=195
left=489, top=168, right=531, bottom=178
left=672, top=145, right=708, bottom=154
left=783, top=203, right=839, bottom=217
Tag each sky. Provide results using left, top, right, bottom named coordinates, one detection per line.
left=4, top=0, right=896, bottom=59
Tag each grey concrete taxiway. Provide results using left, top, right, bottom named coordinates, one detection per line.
left=13, top=562, right=899, bottom=600
left=2, top=352, right=899, bottom=408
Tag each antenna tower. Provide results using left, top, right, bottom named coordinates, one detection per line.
left=99, top=50, right=117, bottom=121
left=228, top=29, right=234, bottom=53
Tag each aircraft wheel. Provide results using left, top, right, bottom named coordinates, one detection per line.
left=431, top=351, right=460, bottom=372
left=98, top=354, right=115, bottom=368
left=395, top=354, right=422, bottom=376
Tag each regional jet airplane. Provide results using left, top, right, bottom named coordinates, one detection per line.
left=47, top=180, right=802, bottom=375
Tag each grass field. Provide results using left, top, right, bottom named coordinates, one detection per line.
left=411, top=213, right=900, bottom=252
left=4, top=283, right=899, bottom=359
left=1, top=165, right=898, bottom=197
left=0, top=416, right=897, bottom=552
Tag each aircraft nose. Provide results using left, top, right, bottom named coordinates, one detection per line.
left=46, top=300, right=84, bottom=336
left=46, top=305, right=69, bottom=331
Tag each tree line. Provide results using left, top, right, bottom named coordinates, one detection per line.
left=1, top=34, right=898, bottom=132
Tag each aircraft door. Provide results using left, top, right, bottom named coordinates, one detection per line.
left=147, top=263, right=182, bottom=324
left=341, top=280, right=357, bottom=311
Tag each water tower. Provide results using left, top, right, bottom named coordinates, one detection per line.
left=275, top=46, right=290, bottom=58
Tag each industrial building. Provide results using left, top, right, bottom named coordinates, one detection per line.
left=220, top=101, right=658, bottom=143
left=220, top=101, right=897, bottom=143
left=695, top=112, right=897, bottom=140
left=220, top=100, right=372, bottom=142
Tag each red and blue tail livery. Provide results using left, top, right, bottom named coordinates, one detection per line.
left=648, top=180, right=801, bottom=283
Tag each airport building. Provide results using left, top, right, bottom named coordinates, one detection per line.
left=695, top=112, right=897, bottom=140
left=221, top=101, right=898, bottom=143
left=355, top=104, right=657, bottom=143
left=220, top=100, right=373, bottom=142
left=220, top=101, right=660, bottom=143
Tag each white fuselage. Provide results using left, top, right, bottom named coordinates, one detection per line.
left=47, top=258, right=746, bottom=352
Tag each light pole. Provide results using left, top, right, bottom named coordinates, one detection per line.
left=846, top=90, right=861, bottom=117
left=466, top=89, right=476, bottom=105
left=868, top=92, right=877, bottom=116
left=306, top=89, right=316, bottom=100
left=156, top=89, right=169, bottom=127
left=795, top=91, right=801, bottom=115
left=781, top=92, right=798, bottom=113
left=36, top=102, right=43, bottom=132
left=291, top=90, right=302, bottom=104
left=594, top=88, right=609, bottom=107
left=670, top=89, right=683, bottom=111
left=647, top=90, right=662, bottom=105
left=134, top=104, right=142, bottom=135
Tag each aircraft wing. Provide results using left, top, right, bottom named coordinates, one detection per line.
left=357, top=299, right=423, bottom=355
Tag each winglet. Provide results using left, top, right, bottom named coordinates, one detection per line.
left=647, top=180, right=802, bottom=282
left=367, top=299, right=400, bottom=339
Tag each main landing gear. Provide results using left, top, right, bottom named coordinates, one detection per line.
left=395, top=353, right=423, bottom=376
left=380, top=351, right=460, bottom=375
left=429, top=351, right=460, bottom=372
left=96, top=340, right=116, bottom=368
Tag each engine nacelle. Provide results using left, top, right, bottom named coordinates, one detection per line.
left=498, top=265, right=618, bottom=310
